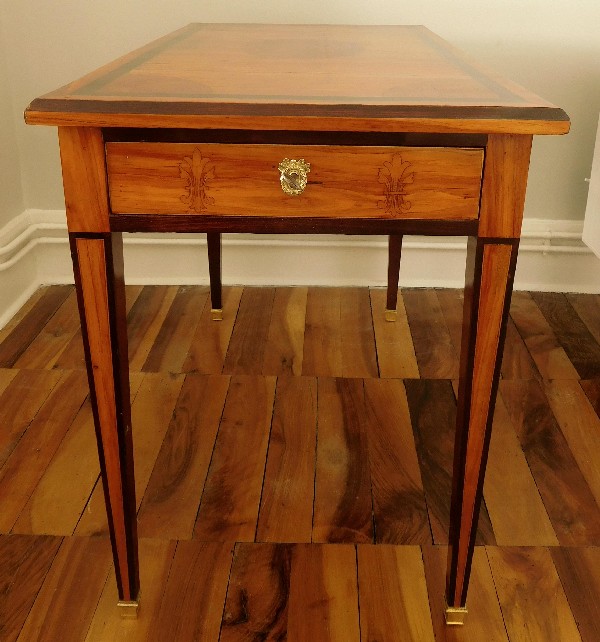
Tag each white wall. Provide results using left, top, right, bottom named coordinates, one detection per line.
left=0, top=23, right=23, bottom=228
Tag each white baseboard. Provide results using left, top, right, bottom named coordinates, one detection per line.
left=2, top=208, right=600, bottom=328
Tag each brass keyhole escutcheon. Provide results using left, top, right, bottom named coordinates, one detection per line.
left=278, top=158, right=311, bottom=196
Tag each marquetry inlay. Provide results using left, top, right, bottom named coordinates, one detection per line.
left=378, top=154, right=415, bottom=216
left=179, top=148, right=215, bottom=212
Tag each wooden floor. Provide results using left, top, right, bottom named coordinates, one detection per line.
left=2, top=284, right=600, bottom=641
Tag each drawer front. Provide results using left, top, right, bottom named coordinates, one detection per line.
left=106, top=143, right=483, bottom=220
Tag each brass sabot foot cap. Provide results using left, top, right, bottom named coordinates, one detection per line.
left=444, top=602, right=468, bottom=626
left=211, top=308, right=223, bottom=321
left=118, top=597, right=140, bottom=619
left=384, top=309, right=397, bottom=322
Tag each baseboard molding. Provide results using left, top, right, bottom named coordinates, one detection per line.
left=2, top=208, right=600, bottom=328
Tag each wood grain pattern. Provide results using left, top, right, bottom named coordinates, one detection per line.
left=363, top=379, right=430, bottom=544
left=551, top=546, right=600, bottom=642
left=261, top=287, right=308, bottom=376
left=127, top=372, right=186, bottom=506
left=194, top=376, right=276, bottom=541
left=313, top=378, right=373, bottom=543
left=0, top=287, right=46, bottom=346
left=257, top=377, right=317, bottom=543
left=11, top=397, right=99, bottom=536
left=544, top=379, right=600, bottom=511
left=566, top=293, right=600, bottom=346
left=222, top=288, right=275, bottom=375
left=487, top=546, right=582, bottom=642
left=500, top=379, right=600, bottom=544
left=302, top=288, right=343, bottom=376
left=35, top=24, right=556, bottom=108
left=28, top=108, right=571, bottom=135
left=405, top=379, right=458, bottom=544
left=221, top=543, right=292, bottom=641
left=153, top=541, right=233, bottom=641
left=369, top=288, right=419, bottom=378
left=0, top=369, right=63, bottom=468
left=12, top=376, right=143, bottom=537
left=340, top=288, right=379, bottom=378
left=53, top=284, right=143, bottom=371
left=13, top=375, right=141, bottom=535
left=358, top=545, right=435, bottom=641
left=107, top=143, right=483, bottom=220
left=0, top=370, right=88, bottom=533
left=137, top=374, right=230, bottom=539
left=500, top=315, right=539, bottom=380
left=182, top=286, right=243, bottom=374
left=483, top=394, right=558, bottom=545
left=478, top=134, right=532, bottom=237
left=17, top=536, right=113, bottom=642
left=436, top=289, right=465, bottom=359
left=142, top=285, right=208, bottom=372
left=0, top=535, right=62, bottom=642
left=128, top=286, right=179, bottom=371
left=0, top=285, right=72, bottom=367
left=531, top=291, right=600, bottom=379
left=0, top=369, right=17, bottom=397
left=223, top=543, right=360, bottom=642
left=286, top=544, right=360, bottom=642
left=303, top=288, right=378, bottom=378
left=404, top=379, right=496, bottom=546
left=58, top=127, right=110, bottom=232
left=5, top=284, right=600, bottom=638
left=13, top=289, right=80, bottom=369
left=403, top=288, right=459, bottom=378
left=26, top=25, right=569, bottom=135
left=509, top=291, right=579, bottom=379
left=581, top=377, right=600, bottom=419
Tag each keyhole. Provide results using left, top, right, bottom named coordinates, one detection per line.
left=282, top=170, right=301, bottom=191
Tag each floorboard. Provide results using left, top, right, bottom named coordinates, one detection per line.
left=2, top=286, right=600, bottom=640
left=256, top=376, right=317, bottom=543
left=0, top=535, right=62, bottom=642
left=487, top=546, right=582, bottom=642
left=364, top=379, right=430, bottom=544
left=193, top=375, right=276, bottom=542
left=312, top=378, right=373, bottom=543
left=358, top=545, right=435, bottom=641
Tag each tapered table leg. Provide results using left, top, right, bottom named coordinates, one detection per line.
left=207, top=232, right=223, bottom=320
left=445, top=236, right=519, bottom=624
left=70, top=232, right=140, bottom=615
left=385, top=234, right=403, bottom=321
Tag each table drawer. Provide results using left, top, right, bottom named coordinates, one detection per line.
left=106, top=143, right=483, bottom=220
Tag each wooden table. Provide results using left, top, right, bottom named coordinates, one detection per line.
left=25, top=24, right=569, bottom=625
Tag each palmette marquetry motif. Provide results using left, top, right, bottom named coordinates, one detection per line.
left=378, top=154, right=415, bottom=216
left=179, top=148, right=215, bottom=213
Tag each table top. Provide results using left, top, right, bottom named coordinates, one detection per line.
left=25, top=24, right=569, bottom=134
